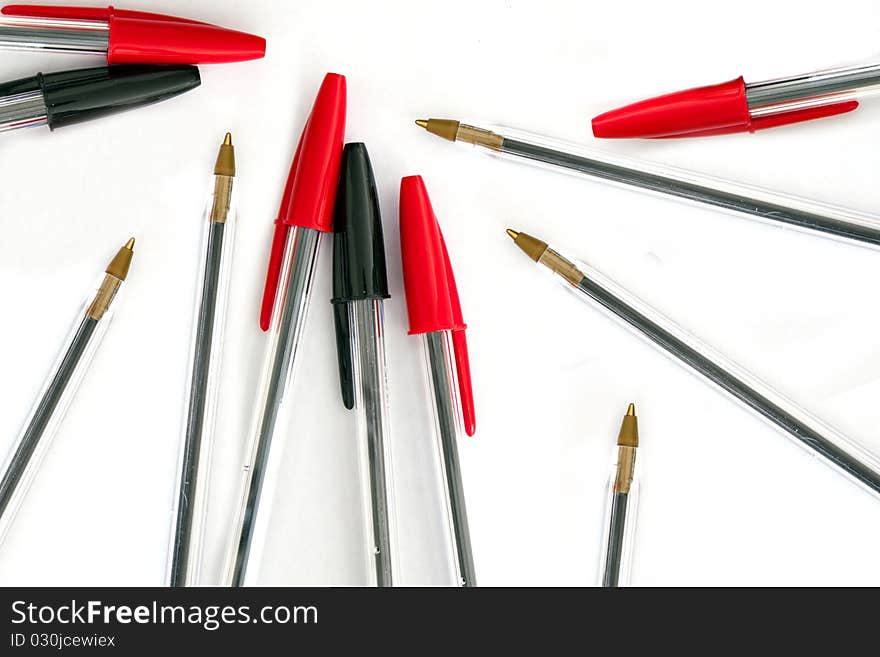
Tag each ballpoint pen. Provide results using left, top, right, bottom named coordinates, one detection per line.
left=168, top=134, right=237, bottom=587
left=224, top=73, right=346, bottom=587
left=0, top=4, right=265, bottom=64
left=591, top=60, right=880, bottom=139
left=332, top=143, right=398, bottom=587
left=400, top=175, right=477, bottom=587
left=599, top=404, right=640, bottom=588
left=0, top=65, right=200, bottom=134
left=0, top=238, right=135, bottom=546
left=415, top=118, right=880, bottom=247
left=507, top=228, right=880, bottom=499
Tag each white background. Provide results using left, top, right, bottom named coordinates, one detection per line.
left=1, top=0, right=880, bottom=586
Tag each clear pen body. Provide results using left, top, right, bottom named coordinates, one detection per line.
left=0, top=15, right=109, bottom=54
left=0, top=89, right=48, bottom=132
left=168, top=174, right=237, bottom=586
left=0, top=272, right=122, bottom=545
left=462, top=120, right=880, bottom=247
left=536, top=246, right=880, bottom=499
left=746, top=61, right=880, bottom=117
left=598, top=444, right=640, bottom=587
left=421, top=329, right=476, bottom=586
left=224, top=226, right=322, bottom=586
left=349, top=298, right=398, bottom=586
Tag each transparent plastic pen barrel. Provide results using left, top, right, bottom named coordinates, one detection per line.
left=224, top=227, right=321, bottom=586
left=0, top=16, right=108, bottom=53
left=450, top=120, right=880, bottom=247
left=0, top=90, right=48, bottom=132
left=349, top=299, right=398, bottom=586
left=537, top=244, right=880, bottom=499
left=0, top=272, right=121, bottom=545
left=598, top=445, right=640, bottom=588
left=422, top=331, right=476, bottom=586
left=168, top=178, right=237, bottom=587
left=746, top=62, right=880, bottom=115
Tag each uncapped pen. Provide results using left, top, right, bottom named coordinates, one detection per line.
left=415, top=118, right=880, bottom=248
left=0, top=65, right=200, bottom=134
left=592, top=60, right=880, bottom=139
left=0, top=238, right=135, bottom=545
left=599, top=404, right=640, bottom=588
left=0, top=4, right=265, bottom=64
left=168, top=134, right=237, bottom=587
left=224, top=73, right=346, bottom=587
left=507, top=228, right=880, bottom=499
left=332, top=143, right=398, bottom=587
left=400, top=175, right=477, bottom=587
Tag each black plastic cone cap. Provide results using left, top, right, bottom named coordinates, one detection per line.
left=331, top=142, right=389, bottom=408
left=332, top=142, right=389, bottom=302
left=0, top=65, right=202, bottom=130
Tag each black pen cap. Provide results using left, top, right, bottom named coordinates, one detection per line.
left=331, top=142, right=390, bottom=408
left=0, top=65, right=201, bottom=130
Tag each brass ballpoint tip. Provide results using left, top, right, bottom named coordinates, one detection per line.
left=415, top=118, right=463, bottom=142
left=105, top=238, right=135, bottom=282
left=415, top=118, right=503, bottom=148
left=617, top=403, right=639, bottom=448
left=614, top=406, right=639, bottom=492
left=89, top=241, right=133, bottom=320
left=508, top=229, right=548, bottom=263
left=214, top=133, right=236, bottom=177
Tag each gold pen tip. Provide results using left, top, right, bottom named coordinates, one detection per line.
left=215, top=133, right=236, bottom=176
left=414, top=118, right=463, bottom=142
left=618, top=404, right=639, bottom=447
left=508, top=229, right=548, bottom=263
left=106, top=238, right=135, bottom=281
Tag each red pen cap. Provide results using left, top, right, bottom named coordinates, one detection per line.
left=2, top=5, right=266, bottom=64
left=592, top=77, right=751, bottom=139
left=259, top=73, right=346, bottom=331
left=592, top=76, right=859, bottom=139
left=399, top=175, right=475, bottom=436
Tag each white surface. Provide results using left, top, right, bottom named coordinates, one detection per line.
left=1, top=0, right=880, bottom=586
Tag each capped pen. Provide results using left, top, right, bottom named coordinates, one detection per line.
left=415, top=118, right=880, bottom=247
left=0, top=4, right=265, bottom=64
left=0, top=64, right=200, bottom=134
left=507, top=228, right=880, bottom=500
left=0, top=238, right=135, bottom=546
left=599, top=403, right=640, bottom=588
left=168, top=134, right=237, bottom=587
left=591, top=60, right=880, bottom=139
left=224, top=73, right=346, bottom=587
left=400, top=175, right=477, bottom=586
left=332, top=143, right=398, bottom=587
